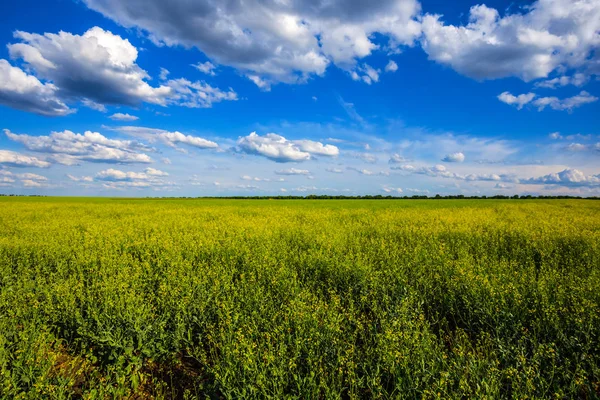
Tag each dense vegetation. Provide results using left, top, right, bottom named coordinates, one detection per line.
left=1, top=198, right=598, bottom=399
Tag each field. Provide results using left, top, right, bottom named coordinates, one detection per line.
left=0, top=198, right=599, bottom=399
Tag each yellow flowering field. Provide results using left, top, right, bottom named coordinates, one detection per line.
left=0, top=198, right=599, bottom=398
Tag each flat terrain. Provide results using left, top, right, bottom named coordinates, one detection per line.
left=0, top=198, right=599, bottom=398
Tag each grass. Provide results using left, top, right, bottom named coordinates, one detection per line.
left=0, top=198, right=599, bottom=399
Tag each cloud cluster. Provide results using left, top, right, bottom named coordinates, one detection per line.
left=110, top=126, right=218, bottom=150
left=0, top=150, right=51, bottom=168
left=1, top=27, right=238, bottom=116
left=498, top=91, right=598, bottom=111
left=524, top=168, right=600, bottom=187
left=421, top=1, right=600, bottom=82
left=109, top=113, right=138, bottom=121
left=82, top=0, right=422, bottom=85
left=236, top=132, right=338, bottom=162
left=275, top=168, right=310, bottom=176
left=0, top=170, right=49, bottom=188
left=398, top=164, right=517, bottom=183
left=0, top=60, right=72, bottom=116
left=4, top=129, right=152, bottom=164
left=95, top=167, right=174, bottom=189
left=442, top=152, right=465, bottom=163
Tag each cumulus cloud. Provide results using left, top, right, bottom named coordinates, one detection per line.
left=2, top=27, right=238, bottom=115
left=236, top=132, right=338, bottom=162
left=497, top=92, right=536, bottom=109
left=4, top=129, right=152, bottom=164
left=351, top=63, right=381, bottom=84
left=442, top=152, right=465, bottom=163
left=385, top=60, right=398, bottom=73
left=293, top=140, right=339, bottom=157
left=498, top=91, right=598, bottom=111
left=347, top=167, right=389, bottom=176
left=275, top=168, right=310, bottom=175
left=145, top=167, right=169, bottom=176
left=109, top=113, right=138, bottom=121
left=421, top=0, right=600, bottom=82
left=382, top=186, right=403, bottom=194
left=95, top=167, right=174, bottom=190
left=532, top=91, right=598, bottom=111
left=0, top=59, right=72, bottom=116
left=193, top=61, right=217, bottom=76
left=549, top=132, right=562, bottom=140
left=109, top=126, right=218, bottom=150
left=241, top=175, right=284, bottom=182
left=81, top=0, right=422, bottom=85
left=0, top=150, right=51, bottom=168
left=67, top=174, right=94, bottom=182
left=389, top=154, right=409, bottom=163
left=523, top=168, right=600, bottom=187
left=164, top=78, right=238, bottom=108
left=403, top=164, right=517, bottom=183
left=534, top=73, right=589, bottom=89
left=8, top=27, right=172, bottom=107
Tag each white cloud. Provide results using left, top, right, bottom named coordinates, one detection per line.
left=0, top=59, right=72, bottom=116
left=532, top=91, right=598, bottom=111
left=236, top=132, right=338, bottom=162
left=0, top=150, right=51, bottom=168
left=193, top=61, right=217, bottom=76
left=159, top=68, right=170, bottom=80
left=566, top=143, right=587, bottom=152
left=534, top=73, right=589, bottom=89
left=82, top=99, right=107, bottom=112
left=497, top=92, right=536, bottom=109
left=326, top=167, right=344, bottom=173
left=347, top=167, right=389, bottom=176
left=145, top=167, right=169, bottom=176
left=164, top=78, right=238, bottom=108
left=382, top=186, right=403, bottom=194
left=523, top=168, right=600, bottom=187
left=96, top=168, right=149, bottom=181
left=22, top=179, right=44, bottom=188
left=2, top=27, right=238, bottom=115
left=67, top=174, right=94, bottom=182
left=402, top=164, right=517, bottom=183
left=549, top=132, right=562, bottom=140
left=352, top=63, right=381, bottom=84
left=110, top=126, right=218, bottom=150
left=109, top=113, right=139, bottom=121
left=498, top=91, right=598, bottom=112
left=389, top=154, right=409, bottom=163
left=442, top=152, right=465, bottom=163
left=293, top=140, right=339, bottom=157
left=385, top=60, right=398, bottom=73
left=8, top=27, right=172, bottom=107
left=94, top=167, right=176, bottom=190
left=17, top=173, right=47, bottom=181
left=5, top=129, right=152, bottom=164
left=275, top=168, right=310, bottom=175
left=421, top=1, right=600, bottom=82
left=81, top=0, right=422, bottom=84
left=390, top=164, right=416, bottom=171
left=291, top=186, right=318, bottom=192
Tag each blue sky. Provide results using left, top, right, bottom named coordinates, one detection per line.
left=0, top=0, right=599, bottom=196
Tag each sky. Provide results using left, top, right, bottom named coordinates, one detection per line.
left=0, top=0, right=599, bottom=197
